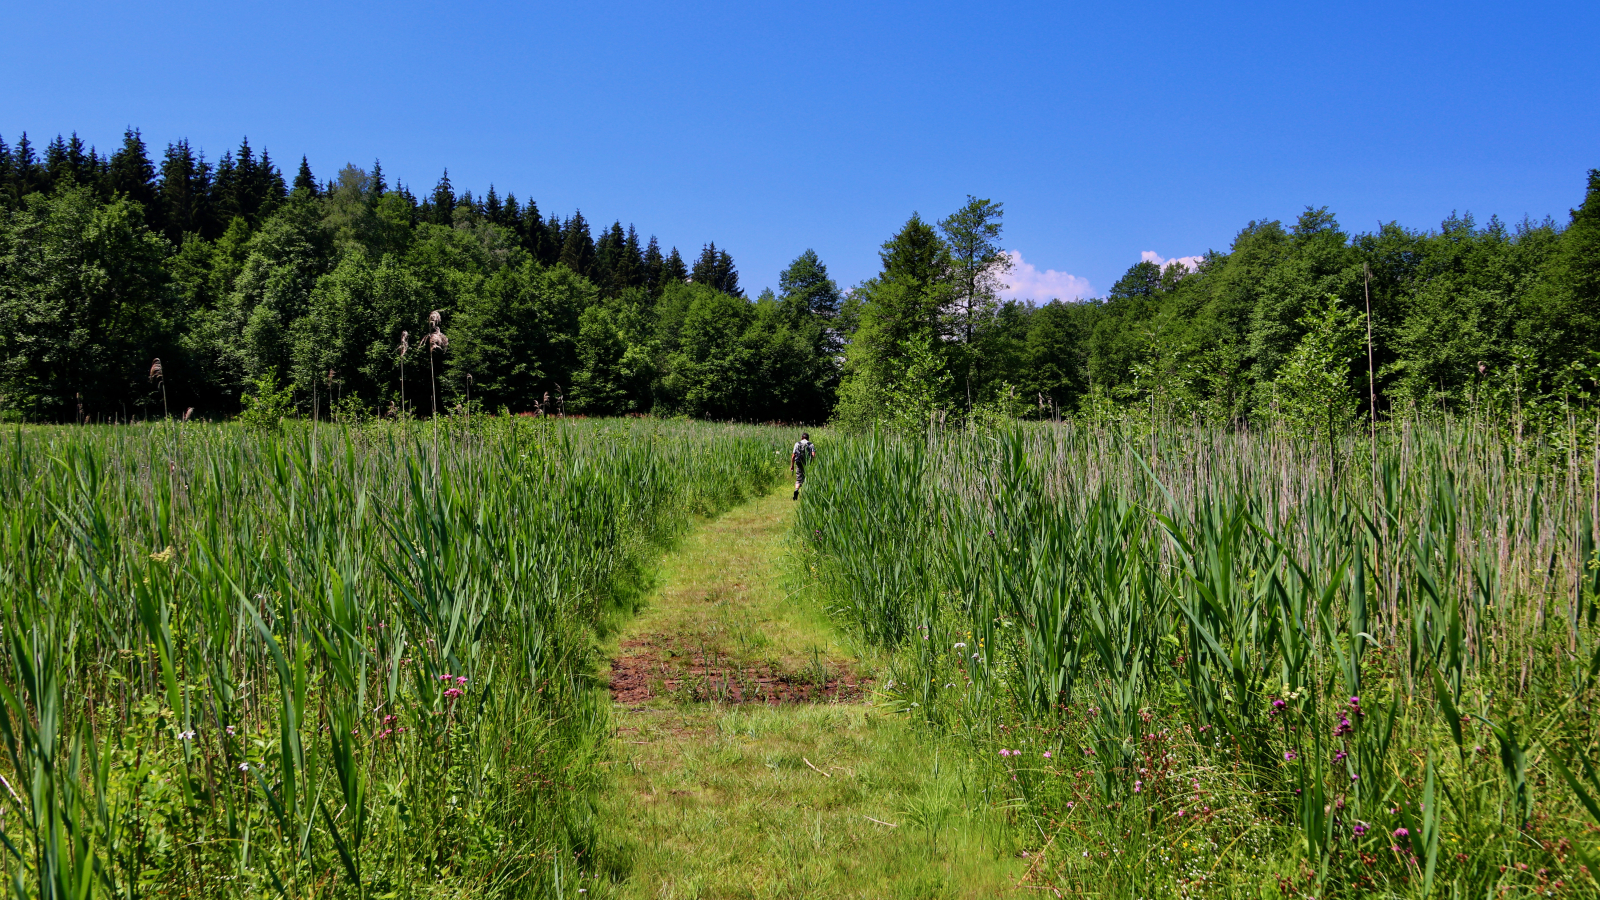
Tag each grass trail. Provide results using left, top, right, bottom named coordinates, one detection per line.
left=596, top=486, right=1023, bottom=899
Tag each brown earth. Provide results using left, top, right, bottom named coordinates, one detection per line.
left=608, top=635, right=869, bottom=705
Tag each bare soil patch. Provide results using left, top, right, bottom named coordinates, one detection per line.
left=608, top=635, right=868, bottom=706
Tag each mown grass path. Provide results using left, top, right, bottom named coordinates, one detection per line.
left=595, top=486, right=1022, bottom=899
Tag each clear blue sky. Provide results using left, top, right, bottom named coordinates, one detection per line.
left=4, top=0, right=1597, bottom=299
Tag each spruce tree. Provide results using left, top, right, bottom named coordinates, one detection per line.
left=66, top=133, right=94, bottom=186
left=519, top=200, right=548, bottom=260
left=159, top=139, right=213, bottom=243
left=503, top=193, right=522, bottom=237
left=484, top=185, right=503, bottom=226
left=543, top=212, right=563, bottom=264
left=593, top=221, right=627, bottom=294
left=12, top=134, right=43, bottom=197
left=715, top=248, right=741, bottom=297
left=430, top=170, right=455, bottom=225
left=779, top=249, right=842, bottom=319
left=45, top=135, right=70, bottom=190
left=293, top=156, right=318, bottom=196
left=211, top=150, right=239, bottom=232
left=643, top=235, right=665, bottom=295
left=369, top=159, right=387, bottom=198
left=456, top=190, right=480, bottom=225
left=0, top=134, right=14, bottom=207
left=665, top=247, right=689, bottom=283
left=108, top=127, right=161, bottom=232
left=692, top=243, right=741, bottom=296
left=622, top=225, right=644, bottom=290
left=880, top=213, right=947, bottom=287
left=691, top=243, right=719, bottom=285
left=559, top=210, right=594, bottom=275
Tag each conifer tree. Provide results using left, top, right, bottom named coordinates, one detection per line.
left=503, top=193, right=522, bottom=237
left=159, top=139, right=212, bottom=242
left=593, top=221, right=629, bottom=294
left=45, top=135, right=70, bottom=190
left=643, top=235, right=665, bottom=295
left=665, top=246, right=689, bottom=283
left=369, top=159, right=387, bottom=198
left=66, top=133, right=95, bottom=186
left=293, top=156, right=318, bottom=196
left=939, top=196, right=1008, bottom=345
left=456, top=190, right=480, bottom=225
left=430, top=170, right=455, bottom=225
left=691, top=243, right=742, bottom=296
left=519, top=200, right=549, bottom=261
left=108, top=127, right=161, bottom=232
left=559, top=210, right=594, bottom=275
left=779, top=249, right=842, bottom=319
left=0, top=135, right=14, bottom=207
left=484, top=185, right=503, bottom=226
left=11, top=134, right=43, bottom=197
left=543, top=212, right=563, bottom=264
left=622, top=225, right=644, bottom=290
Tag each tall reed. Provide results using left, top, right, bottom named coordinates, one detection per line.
left=0, top=416, right=783, bottom=897
left=797, top=419, right=1600, bottom=896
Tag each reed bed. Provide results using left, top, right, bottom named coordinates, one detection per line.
left=0, top=416, right=782, bottom=898
left=796, top=420, right=1600, bottom=897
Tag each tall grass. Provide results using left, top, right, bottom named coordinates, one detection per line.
left=796, top=420, right=1600, bottom=897
left=0, top=416, right=782, bottom=898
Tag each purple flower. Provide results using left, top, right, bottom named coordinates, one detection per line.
left=1352, top=823, right=1367, bottom=836
left=1284, top=751, right=1298, bottom=761
left=1393, top=828, right=1409, bottom=839
left=1272, top=699, right=1287, bottom=710
left=456, top=676, right=468, bottom=685
left=1334, top=750, right=1347, bottom=763
left=1043, top=751, right=1051, bottom=759
left=1350, top=773, right=1359, bottom=782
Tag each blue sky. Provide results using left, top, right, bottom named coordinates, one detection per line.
left=3, top=0, right=1597, bottom=299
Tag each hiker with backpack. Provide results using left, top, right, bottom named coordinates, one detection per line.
left=790, top=432, right=816, bottom=500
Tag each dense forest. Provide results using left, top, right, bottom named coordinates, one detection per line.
left=1, top=127, right=1596, bottom=427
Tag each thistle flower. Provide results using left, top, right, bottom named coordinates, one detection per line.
left=148, top=358, right=163, bottom=382
left=426, top=329, right=448, bottom=352
left=398, top=331, right=410, bottom=358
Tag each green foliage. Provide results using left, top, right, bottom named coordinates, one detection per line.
left=0, top=418, right=782, bottom=897
left=0, top=183, right=172, bottom=421
left=3, top=127, right=1598, bottom=433
left=1272, top=294, right=1364, bottom=443
left=795, top=421, right=1600, bottom=896
left=236, top=372, right=293, bottom=431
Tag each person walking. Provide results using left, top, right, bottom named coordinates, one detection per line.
left=790, top=432, right=816, bottom=500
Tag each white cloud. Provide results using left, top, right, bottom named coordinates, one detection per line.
left=998, top=250, right=1093, bottom=303
left=1140, top=250, right=1205, bottom=273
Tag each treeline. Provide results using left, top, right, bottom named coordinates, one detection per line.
left=836, top=173, right=1600, bottom=434
left=2, top=126, right=1596, bottom=428
left=0, top=129, right=835, bottom=422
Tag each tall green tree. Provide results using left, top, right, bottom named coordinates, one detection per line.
left=0, top=184, right=171, bottom=420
